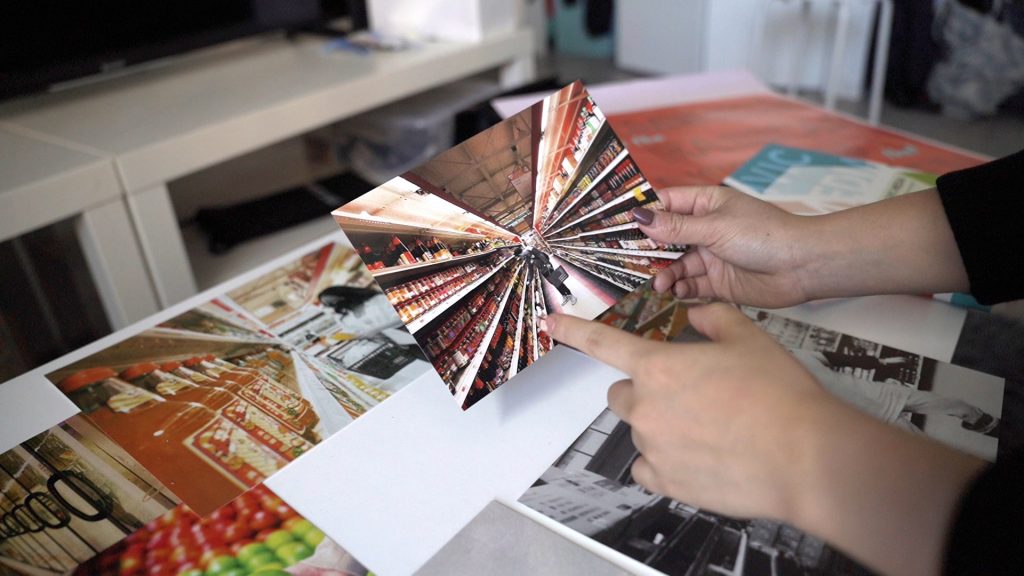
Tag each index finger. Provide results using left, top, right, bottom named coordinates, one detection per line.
left=542, top=314, right=649, bottom=375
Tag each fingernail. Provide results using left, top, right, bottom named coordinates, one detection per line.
left=538, top=317, right=548, bottom=333
left=632, top=207, right=654, bottom=226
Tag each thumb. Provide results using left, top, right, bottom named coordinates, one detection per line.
left=686, top=303, right=758, bottom=343
left=633, top=207, right=716, bottom=247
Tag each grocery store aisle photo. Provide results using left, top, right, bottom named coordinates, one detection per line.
left=334, top=82, right=685, bottom=410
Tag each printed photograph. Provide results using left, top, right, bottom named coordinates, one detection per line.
left=333, top=82, right=684, bottom=409
left=70, top=483, right=370, bottom=576
left=742, top=308, right=1003, bottom=461
left=44, top=242, right=431, bottom=516
left=0, top=416, right=178, bottom=575
left=520, top=307, right=1007, bottom=576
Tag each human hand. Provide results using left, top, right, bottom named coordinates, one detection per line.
left=633, top=186, right=816, bottom=308
left=541, top=303, right=842, bottom=523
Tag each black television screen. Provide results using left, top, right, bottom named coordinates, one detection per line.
left=0, top=1, right=364, bottom=101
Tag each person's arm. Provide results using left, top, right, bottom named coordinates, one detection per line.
left=798, top=189, right=969, bottom=299
left=634, top=186, right=968, bottom=306
left=636, top=148, right=1024, bottom=307
left=541, top=305, right=987, bottom=576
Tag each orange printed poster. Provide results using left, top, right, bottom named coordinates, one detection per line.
left=605, top=94, right=986, bottom=189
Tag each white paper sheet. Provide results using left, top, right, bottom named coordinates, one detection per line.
left=491, top=69, right=771, bottom=119
left=266, top=344, right=622, bottom=575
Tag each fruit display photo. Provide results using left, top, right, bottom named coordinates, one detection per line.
left=73, top=484, right=370, bottom=576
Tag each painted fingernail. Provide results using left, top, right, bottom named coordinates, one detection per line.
left=632, top=207, right=654, bottom=226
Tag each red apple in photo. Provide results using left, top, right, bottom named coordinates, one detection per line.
left=146, top=529, right=172, bottom=551
left=168, top=545, right=198, bottom=565
left=229, top=538, right=255, bottom=555
left=118, top=548, right=144, bottom=576
left=254, top=527, right=277, bottom=542
left=210, top=505, right=237, bottom=523
left=144, top=547, right=171, bottom=567
left=199, top=547, right=232, bottom=569
left=249, top=510, right=276, bottom=532
left=191, top=523, right=226, bottom=547
left=222, top=520, right=253, bottom=544
left=145, top=562, right=175, bottom=576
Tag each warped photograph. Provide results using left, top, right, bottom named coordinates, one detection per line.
left=334, top=82, right=684, bottom=409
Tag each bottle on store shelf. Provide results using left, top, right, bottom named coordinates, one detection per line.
left=383, top=235, right=415, bottom=267
left=58, top=368, right=287, bottom=509
left=182, top=355, right=318, bottom=437
left=120, top=362, right=235, bottom=410
left=429, top=237, right=452, bottom=259
left=123, top=362, right=315, bottom=461
left=359, top=244, right=385, bottom=271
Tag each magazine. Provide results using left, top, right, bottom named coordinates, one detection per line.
left=723, top=143, right=936, bottom=215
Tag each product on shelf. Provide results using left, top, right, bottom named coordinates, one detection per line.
left=182, top=356, right=319, bottom=438
left=58, top=368, right=286, bottom=512
left=383, top=261, right=489, bottom=323
left=128, top=361, right=316, bottom=462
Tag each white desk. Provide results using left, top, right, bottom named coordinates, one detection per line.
left=0, top=128, right=159, bottom=328
left=0, top=29, right=536, bottom=320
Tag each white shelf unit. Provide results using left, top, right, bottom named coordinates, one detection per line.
left=0, top=28, right=537, bottom=318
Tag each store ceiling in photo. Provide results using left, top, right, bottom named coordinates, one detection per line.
left=407, top=108, right=534, bottom=237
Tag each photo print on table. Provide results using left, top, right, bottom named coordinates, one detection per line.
left=0, top=415, right=179, bottom=574
left=520, top=306, right=1008, bottom=576
left=44, top=241, right=431, bottom=516
left=333, top=81, right=684, bottom=410
left=70, top=482, right=372, bottom=576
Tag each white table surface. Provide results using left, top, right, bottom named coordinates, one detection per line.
left=0, top=71, right=978, bottom=575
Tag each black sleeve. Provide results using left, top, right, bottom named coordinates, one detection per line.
left=935, top=149, right=1024, bottom=304
left=943, top=452, right=1024, bottom=576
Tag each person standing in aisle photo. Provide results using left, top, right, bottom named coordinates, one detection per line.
left=540, top=149, right=1024, bottom=576
left=518, top=244, right=577, bottom=307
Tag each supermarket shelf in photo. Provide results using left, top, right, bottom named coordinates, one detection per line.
left=544, top=145, right=625, bottom=232
left=538, top=119, right=612, bottom=229
left=549, top=243, right=681, bottom=261
left=374, top=248, right=501, bottom=283
left=557, top=254, right=640, bottom=292
left=452, top=261, right=525, bottom=407
left=552, top=250, right=651, bottom=279
left=548, top=221, right=640, bottom=242
left=545, top=182, right=653, bottom=237
left=407, top=254, right=516, bottom=334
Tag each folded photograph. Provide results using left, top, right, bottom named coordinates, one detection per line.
left=333, top=81, right=684, bottom=409
left=44, top=242, right=430, bottom=516
left=520, top=306, right=1007, bottom=576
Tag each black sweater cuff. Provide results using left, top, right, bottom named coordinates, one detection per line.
left=936, top=149, right=1024, bottom=305
left=944, top=453, right=1024, bottom=576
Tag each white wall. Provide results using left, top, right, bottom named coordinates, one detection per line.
left=706, top=0, right=875, bottom=101
left=617, top=0, right=877, bottom=102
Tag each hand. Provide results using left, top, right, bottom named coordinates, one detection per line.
left=542, top=303, right=837, bottom=522
left=542, top=304, right=986, bottom=576
left=633, top=186, right=815, bottom=308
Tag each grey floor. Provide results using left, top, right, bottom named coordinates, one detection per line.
left=540, top=52, right=1024, bottom=159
